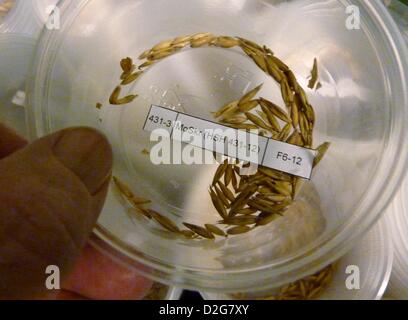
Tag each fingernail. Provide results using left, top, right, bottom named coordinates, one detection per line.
left=53, top=128, right=113, bottom=195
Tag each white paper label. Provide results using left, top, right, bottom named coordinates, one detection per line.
left=143, top=105, right=317, bottom=179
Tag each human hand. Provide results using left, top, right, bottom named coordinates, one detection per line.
left=0, top=123, right=152, bottom=299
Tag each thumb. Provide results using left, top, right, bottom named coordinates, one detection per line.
left=0, top=127, right=113, bottom=299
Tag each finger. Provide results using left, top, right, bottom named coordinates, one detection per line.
left=41, top=290, right=88, bottom=300
left=52, top=128, right=113, bottom=195
left=0, top=122, right=27, bottom=159
left=56, top=290, right=88, bottom=300
left=63, top=244, right=153, bottom=300
left=0, top=127, right=113, bottom=299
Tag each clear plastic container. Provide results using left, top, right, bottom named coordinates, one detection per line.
left=0, top=0, right=59, bottom=137
left=201, top=216, right=392, bottom=300
left=381, top=0, right=408, bottom=301
left=0, top=34, right=36, bottom=137
left=0, top=0, right=15, bottom=27
left=143, top=283, right=183, bottom=300
left=166, top=287, right=183, bottom=300
left=386, top=176, right=408, bottom=299
left=384, top=1, right=408, bottom=44
left=26, top=0, right=408, bottom=292
left=33, top=0, right=60, bottom=29
left=0, top=0, right=58, bottom=36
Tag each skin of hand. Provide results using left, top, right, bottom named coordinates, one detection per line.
left=0, top=123, right=153, bottom=300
